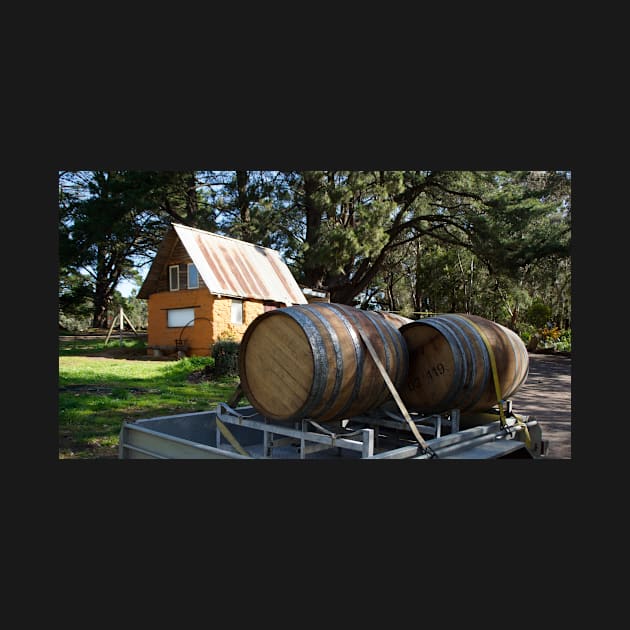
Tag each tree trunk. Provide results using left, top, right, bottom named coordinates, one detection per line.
left=386, top=279, right=397, bottom=311
left=92, top=279, right=109, bottom=328
left=236, top=170, right=252, bottom=241
left=413, top=241, right=422, bottom=312
left=509, top=305, right=519, bottom=330
left=184, top=172, right=199, bottom=223
left=302, top=171, right=326, bottom=289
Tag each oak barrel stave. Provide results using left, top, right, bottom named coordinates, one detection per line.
left=399, top=313, right=529, bottom=414
left=375, top=312, right=414, bottom=329
left=238, top=303, right=408, bottom=423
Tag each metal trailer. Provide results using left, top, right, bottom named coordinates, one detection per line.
left=118, top=402, right=547, bottom=460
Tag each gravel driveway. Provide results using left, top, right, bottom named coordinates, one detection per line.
left=509, top=352, right=571, bottom=459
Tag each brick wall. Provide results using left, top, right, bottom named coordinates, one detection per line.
left=146, top=290, right=266, bottom=357
left=211, top=297, right=264, bottom=348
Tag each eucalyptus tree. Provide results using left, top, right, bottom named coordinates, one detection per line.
left=206, top=170, right=285, bottom=246
left=466, top=171, right=571, bottom=327
left=270, top=170, right=570, bottom=315
left=275, top=170, right=405, bottom=302
left=384, top=171, right=569, bottom=321
left=59, top=171, right=170, bottom=328
left=132, top=170, right=218, bottom=232
left=59, top=169, right=570, bottom=328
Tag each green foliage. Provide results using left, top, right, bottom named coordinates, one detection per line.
left=59, top=342, right=241, bottom=459
left=181, top=355, right=215, bottom=371
left=525, top=300, right=552, bottom=328
left=109, top=293, right=148, bottom=330
left=490, top=175, right=565, bottom=255
left=60, top=170, right=570, bottom=333
left=212, top=339, right=240, bottom=378
left=59, top=312, right=93, bottom=333
left=110, top=387, right=131, bottom=400
left=517, top=324, right=571, bottom=352
left=538, top=326, right=571, bottom=351
left=164, top=356, right=215, bottom=380
left=59, top=170, right=177, bottom=327
left=554, top=328, right=572, bottom=352
left=517, top=323, right=536, bottom=345
left=58, top=337, right=147, bottom=356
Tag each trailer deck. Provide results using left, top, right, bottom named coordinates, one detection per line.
left=119, top=403, right=547, bottom=460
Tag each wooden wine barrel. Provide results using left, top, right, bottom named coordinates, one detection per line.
left=374, top=312, right=414, bottom=329
left=399, top=314, right=529, bottom=414
left=238, top=302, right=408, bottom=423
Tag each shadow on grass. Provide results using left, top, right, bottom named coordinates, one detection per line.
left=59, top=342, right=243, bottom=460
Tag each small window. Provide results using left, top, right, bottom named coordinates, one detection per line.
left=187, top=263, right=199, bottom=289
left=231, top=299, right=243, bottom=324
left=169, top=265, right=179, bottom=291
left=167, top=308, right=195, bottom=328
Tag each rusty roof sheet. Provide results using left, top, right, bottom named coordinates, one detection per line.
left=171, top=224, right=307, bottom=306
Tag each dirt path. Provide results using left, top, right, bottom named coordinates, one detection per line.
left=509, top=353, right=571, bottom=459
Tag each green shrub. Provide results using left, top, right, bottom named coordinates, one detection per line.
left=59, top=312, right=92, bottom=333
left=212, top=339, right=240, bottom=378
left=518, top=323, right=536, bottom=345
left=164, top=356, right=215, bottom=380
left=524, top=325, right=571, bottom=353
left=525, top=300, right=552, bottom=328
left=182, top=356, right=215, bottom=371
left=110, top=387, right=130, bottom=400
left=548, top=328, right=571, bottom=352
left=555, top=340, right=571, bottom=352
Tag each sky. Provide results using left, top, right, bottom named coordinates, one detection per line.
left=117, top=279, right=137, bottom=297
left=117, top=274, right=146, bottom=298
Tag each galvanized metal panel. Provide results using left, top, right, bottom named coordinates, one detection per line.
left=437, top=439, right=529, bottom=459
left=174, top=224, right=307, bottom=306
left=119, top=422, right=248, bottom=459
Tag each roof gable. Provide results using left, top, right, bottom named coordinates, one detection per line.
left=138, top=224, right=307, bottom=306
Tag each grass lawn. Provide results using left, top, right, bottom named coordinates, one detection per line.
left=58, top=337, right=245, bottom=460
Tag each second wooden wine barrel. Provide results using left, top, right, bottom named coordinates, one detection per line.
left=238, top=302, right=408, bottom=422
left=399, top=314, right=529, bottom=414
left=374, top=312, right=414, bottom=329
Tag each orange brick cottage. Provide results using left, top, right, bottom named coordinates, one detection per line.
left=137, top=223, right=311, bottom=357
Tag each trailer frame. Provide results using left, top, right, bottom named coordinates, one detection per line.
left=119, top=402, right=547, bottom=460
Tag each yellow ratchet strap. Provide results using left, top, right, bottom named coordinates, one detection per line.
left=356, top=323, right=436, bottom=457
left=510, top=412, right=532, bottom=449
left=466, top=318, right=531, bottom=449
left=216, top=417, right=251, bottom=457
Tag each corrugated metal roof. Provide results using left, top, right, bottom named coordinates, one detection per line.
left=140, top=224, right=307, bottom=306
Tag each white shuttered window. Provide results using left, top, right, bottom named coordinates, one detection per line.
left=169, top=265, right=179, bottom=291
left=167, top=308, right=194, bottom=328
left=187, top=263, right=199, bottom=289
left=231, top=299, right=243, bottom=324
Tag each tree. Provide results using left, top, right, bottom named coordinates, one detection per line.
left=270, top=170, right=570, bottom=307
left=59, top=171, right=167, bottom=328
left=138, top=171, right=218, bottom=232
left=274, top=170, right=404, bottom=302
left=59, top=170, right=571, bottom=330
